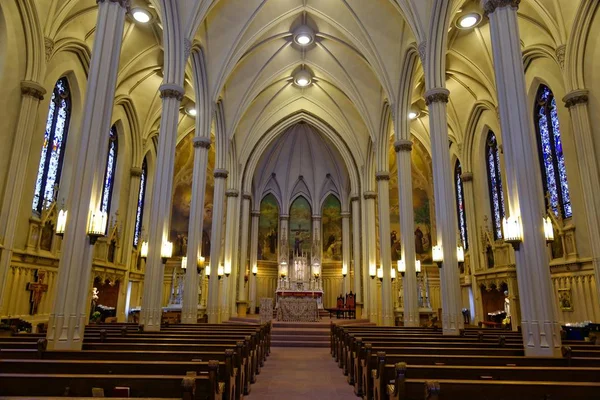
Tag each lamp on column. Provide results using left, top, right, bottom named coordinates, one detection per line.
left=397, top=259, right=406, bottom=277
left=342, top=265, right=348, bottom=278
left=205, top=265, right=211, bottom=280
left=252, top=265, right=258, bottom=276
left=391, top=267, right=397, bottom=282
left=456, top=245, right=465, bottom=263
left=224, top=263, right=231, bottom=278
left=432, top=245, right=443, bottom=268
left=140, top=241, right=149, bottom=259
left=55, top=209, right=67, bottom=237
left=415, top=260, right=421, bottom=276
left=197, top=256, right=205, bottom=274
left=161, top=241, right=173, bottom=264
left=181, top=256, right=188, bottom=270
left=502, top=216, right=523, bottom=250
left=217, top=264, right=224, bottom=280
left=87, top=211, right=108, bottom=245
left=370, top=264, right=376, bottom=279
left=377, top=266, right=383, bottom=282
left=543, top=216, right=555, bottom=243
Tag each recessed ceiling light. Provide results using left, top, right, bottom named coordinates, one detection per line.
left=408, top=111, right=418, bottom=120
left=186, top=107, right=197, bottom=117
left=132, top=8, right=151, bottom=24
left=457, top=13, right=480, bottom=29
left=293, top=25, right=315, bottom=46
left=293, top=70, right=313, bottom=87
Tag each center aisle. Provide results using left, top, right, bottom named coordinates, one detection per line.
left=246, top=347, right=355, bottom=399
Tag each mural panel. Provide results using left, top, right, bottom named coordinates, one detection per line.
left=289, top=196, right=312, bottom=257
left=258, top=194, right=279, bottom=261
left=322, top=194, right=342, bottom=262
left=170, top=133, right=216, bottom=261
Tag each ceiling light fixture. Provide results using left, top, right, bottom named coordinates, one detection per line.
left=408, top=111, right=418, bottom=120
left=293, top=25, right=315, bottom=46
left=132, top=8, right=152, bottom=24
left=293, top=69, right=313, bottom=87
left=186, top=106, right=197, bottom=117
left=457, top=13, right=481, bottom=29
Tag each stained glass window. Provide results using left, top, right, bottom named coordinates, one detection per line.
left=133, top=157, right=147, bottom=247
left=534, top=85, right=572, bottom=218
left=32, top=77, right=71, bottom=214
left=455, top=160, right=468, bottom=250
left=100, top=125, right=118, bottom=222
left=485, top=131, right=506, bottom=240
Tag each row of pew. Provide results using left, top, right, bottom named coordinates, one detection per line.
left=330, top=323, right=600, bottom=399
left=0, top=321, right=271, bottom=399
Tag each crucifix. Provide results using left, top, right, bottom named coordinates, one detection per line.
left=291, top=224, right=309, bottom=255
left=27, top=270, right=49, bottom=315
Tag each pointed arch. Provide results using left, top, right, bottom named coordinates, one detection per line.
left=454, top=159, right=468, bottom=250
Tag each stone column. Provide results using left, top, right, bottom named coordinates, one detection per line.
left=248, top=211, right=260, bottom=314
left=376, top=172, right=394, bottom=326
left=563, top=91, right=600, bottom=308
left=312, top=215, right=322, bottom=264
left=236, top=193, right=252, bottom=317
left=122, top=168, right=143, bottom=269
left=351, top=196, right=363, bottom=316
left=181, top=136, right=211, bottom=324
left=279, top=215, right=289, bottom=261
left=425, top=88, right=464, bottom=335
left=363, top=192, right=378, bottom=323
left=0, top=81, right=46, bottom=310
left=207, top=169, right=228, bottom=323
left=484, top=0, right=561, bottom=356
left=395, top=140, right=419, bottom=327
left=221, top=189, right=239, bottom=322
left=341, top=211, right=351, bottom=294
left=46, top=0, right=128, bottom=349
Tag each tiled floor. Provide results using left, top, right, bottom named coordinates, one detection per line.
left=247, top=347, right=355, bottom=399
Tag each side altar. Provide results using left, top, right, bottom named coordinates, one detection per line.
left=275, top=255, right=324, bottom=310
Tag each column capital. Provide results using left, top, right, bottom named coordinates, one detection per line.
left=130, top=167, right=143, bottom=177
left=461, top=172, right=474, bottom=182
left=280, top=214, right=290, bottom=221
left=20, top=81, right=46, bottom=100
left=251, top=211, right=261, bottom=217
left=242, top=192, right=252, bottom=201
left=225, top=189, right=239, bottom=198
left=350, top=195, right=360, bottom=202
left=159, top=83, right=185, bottom=101
left=563, top=90, right=589, bottom=108
left=363, top=191, right=377, bottom=200
left=482, top=0, right=520, bottom=16
left=96, top=0, right=130, bottom=9
left=193, top=136, right=211, bottom=149
left=214, top=169, right=229, bottom=179
left=425, top=88, right=450, bottom=106
left=394, top=140, right=413, bottom=152
left=341, top=212, right=351, bottom=218
left=375, top=172, right=390, bottom=181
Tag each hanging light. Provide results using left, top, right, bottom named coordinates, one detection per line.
left=161, top=241, right=173, bottom=264
left=432, top=245, right=444, bottom=268
left=217, top=264, right=224, bottom=280
left=543, top=216, right=555, bottom=243
left=181, top=256, right=187, bottom=270
left=415, top=259, right=422, bottom=275
left=397, top=259, right=406, bottom=277
left=503, top=216, right=523, bottom=250
left=342, top=265, right=348, bottom=278
left=377, top=266, right=383, bottom=282
left=252, top=265, right=258, bottom=276
left=456, top=245, right=465, bottom=263
left=140, top=241, right=149, bottom=259
left=87, top=211, right=108, bottom=245
left=56, top=209, right=67, bottom=237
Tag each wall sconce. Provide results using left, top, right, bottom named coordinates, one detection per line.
left=397, top=259, right=406, bottom=277
left=391, top=267, right=396, bottom=282
left=456, top=245, right=465, bottom=263
left=55, top=209, right=67, bottom=237
left=377, top=266, right=383, bottom=282
left=181, top=256, right=188, bottom=270
left=415, top=260, right=421, bottom=275
left=87, top=211, right=108, bottom=245
left=197, top=255, right=205, bottom=274
left=342, top=265, right=348, bottom=278
left=140, top=241, right=149, bottom=259
left=252, top=265, right=258, bottom=276
left=205, top=265, right=211, bottom=280
left=503, top=216, right=523, bottom=250
left=312, top=264, right=321, bottom=279
left=432, top=245, right=443, bottom=268
left=369, top=264, right=376, bottom=279
left=543, top=216, right=555, bottom=243
left=217, top=264, right=224, bottom=280
left=224, top=263, right=231, bottom=278
left=161, top=241, right=173, bottom=264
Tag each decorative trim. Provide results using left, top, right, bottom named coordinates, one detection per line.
left=97, top=0, right=130, bottom=9
left=214, top=169, right=228, bottom=179
left=482, top=0, right=520, bottom=16
left=193, top=137, right=211, bottom=149
left=556, top=45, right=566, bottom=70
left=363, top=192, right=377, bottom=200
left=280, top=215, right=290, bottom=221
left=461, top=172, right=474, bottom=182
left=251, top=211, right=261, bottom=217
left=312, top=215, right=322, bottom=220
left=563, top=90, right=589, bottom=108
left=130, top=167, right=143, bottom=177
left=394, top=140, right=413, bottom=153
left=425, top=88, right=450, bottom=106
left=341, top=212, right=351, bottom=218
left=159, top=84, right=185, bottom=101
left=44, top=37, right=54, bottom=62
left=243, top=193, right=252, bottom=201
left=225, top=189, right=239, bottom=198
left=21, top=81, right=46, bottom=100
left=375, top=172, right=390, bottom=181
left=350, top=195, right=360, bottom=202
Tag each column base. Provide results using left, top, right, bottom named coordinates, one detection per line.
left=354, top=304, right=362, bottom=319
left=237, top=301, right=248, bottom=317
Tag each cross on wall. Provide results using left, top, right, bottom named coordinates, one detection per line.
left=27, top=270, right=49, bottom=315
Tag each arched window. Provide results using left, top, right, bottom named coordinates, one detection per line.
left=100, top=125, right=118, bottom=220
left=534, top=85, right=572, bottom=218
left=133, top=157, right=147, bottom=247
left=486, top=131, right=505, bottom=240
left=32, top=77, right=72, bottom=214
left=455, top=160, right=468, bottom=250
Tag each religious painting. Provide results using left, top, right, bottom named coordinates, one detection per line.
left=258, top=194, right=279, bottom=261
left=169, top=132, right=216, bottom=261
left=558, top=288, right=573, bottom=311
left=322, top=194, right=342, bottom=262
left=289, top=196, right=312, bottom=257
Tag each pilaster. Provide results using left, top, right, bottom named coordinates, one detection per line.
left=248, top=211, right=260, bottom=314
left=222, top=188, right=240, bottom=322
left=207, top=169, right=228, bottom=323
left=341, top=211, right=351, bottom=294
left=237, top=193, right=252, bottom=317
left=363, top=191, right=378, bottom=323
left=350, top=195, right=362, bottom=315
left=376, top=172, right=394, bottom=326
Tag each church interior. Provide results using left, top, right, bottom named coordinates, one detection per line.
left=2, top=0, right=600, bottom=398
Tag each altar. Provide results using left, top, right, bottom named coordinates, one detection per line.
left=275, top=255, right=324, bottom=310
left=276, top=297, right=319, bottom=322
